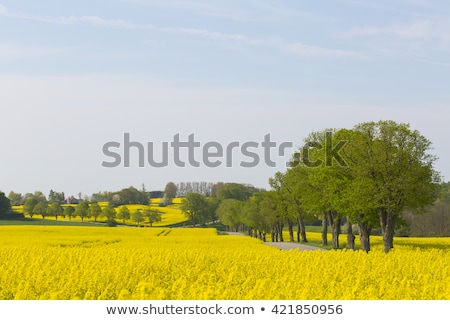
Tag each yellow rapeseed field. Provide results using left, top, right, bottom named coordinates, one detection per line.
left=0, top=226, right=449, bottom=300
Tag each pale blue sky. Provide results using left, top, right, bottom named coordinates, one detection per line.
left=1, top=0, right=450, bottom=197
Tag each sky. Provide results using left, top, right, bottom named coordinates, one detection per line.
left=1, top=0, right=450, bottom=198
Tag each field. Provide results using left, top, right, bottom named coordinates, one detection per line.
left=10, top=198, right=189, bottom=227
left=0, top=226, right=449, bottom=300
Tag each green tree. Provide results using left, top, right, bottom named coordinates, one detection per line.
left=345, top=121, right=440, bottom=253
left=181, top=192, right=211, bottom=226
left=117, top=206, right=131, bottom=224
left=48, top=190, right=65, bottom=203
left=140, top=184, right=150, bottom=205
left=33, top=191, right=47, bottom=203
left=88, top=203, right=102, bottom=222
left=117, top=186, right=148, bottom=204
left=48, top=202, right=63, bottom=220
left=132, top=209, right=144, bottom=226
left=142, top=208, right=162, bottom=227
left=270, top=170, right=309, bottom=243
left=241, top=191, right=277, bottom=241
left=102, top=205, right=117, bottom=226
left=75, top=201, right=90, bottom=222
left=259, top=190, right=285, bottom=242
left=0, top=192, right=11, bottom=215
left=33, top=202, right=49, bottom=219
left=7, top=191, right=23, bottom=206
left=64, top=206, right=76, bottom=221
left=216, top=183, right=250, bottom=201
left=23, top=197, right=38, bottom=217
left=164, top=182, right=178, bottom=203
left=216, top=199, right=243, bottom=231
left=437, top=182, right=450, bottom=204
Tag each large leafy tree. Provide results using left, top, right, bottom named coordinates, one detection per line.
left=269, top=171, right=308, bottom=243
left=216, top=199, right=244, bottom=232
left=241, top=192, right=273, bottom=241
left=345, top=121, right=440, bottom=253
left=181, top=192, right=216, bottom=226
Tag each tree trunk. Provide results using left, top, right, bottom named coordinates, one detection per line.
left=287, top=219, right=294, bottom=242
left=321, top=212, right=328, bottom=245
left=278, top=222, right=284, bottom=242
left=380, top=209, right=396, bottom=253
left=357, top=218, right=372, bottom=252
left=346, top=217, right=355, bottom=250
left=297, top=214, right=308, bottom=243
left=327, top=211, right=341, bottom=249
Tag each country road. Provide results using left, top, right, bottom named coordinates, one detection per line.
left=225, top=232, right=327, bottom=251
left=264, top=242, right=327, bottom=251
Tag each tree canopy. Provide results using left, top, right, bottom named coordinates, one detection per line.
left=0, top=192, right=11, bottom=215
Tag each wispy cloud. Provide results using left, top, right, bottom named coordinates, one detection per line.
left=347, top=20, right=442, bottom=39
left=123, top=0, right=308, bottom=21
left=286, top=42, right=361, bottom=58
left=124, top=0, right=250, bottom=20
left=398, top=0, right=434, bottom=7
left=344, top=17, right=450, bottom=61
left=0, top=4, right=250, bottom=41
left=341, top=0, right=435, bottom=12
left=0, top=4, right=359, bottom=59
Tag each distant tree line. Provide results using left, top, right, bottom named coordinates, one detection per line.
left=180, top=182, right=263, bottom=226
left=91, top=185, right=150, bottom=206
left=176, top=182, right=214, bottom=197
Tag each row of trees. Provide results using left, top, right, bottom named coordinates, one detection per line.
left=20, top=199, right=162, bottom=227
left=214, top=121, right=440, bottom=253
left=6, top=180, right=259, bottom=211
